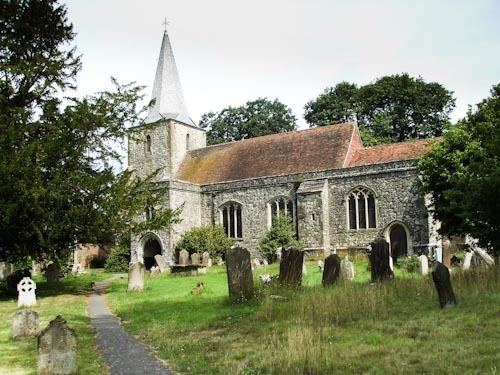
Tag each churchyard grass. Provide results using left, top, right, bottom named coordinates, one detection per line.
left=0, top=271, right=111, bottom=375
left=107, top=260, right=500, bottom=374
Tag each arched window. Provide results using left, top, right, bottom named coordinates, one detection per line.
left=347, top=187, right=376, bottom=230
left=267, top=196, right=295, bottom=228
left=186, top=133, right=190, bottom=150
left=220, top=202, right=243, bottom=239
left=146, top=134, right=152, bottom=153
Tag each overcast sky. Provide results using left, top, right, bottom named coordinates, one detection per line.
left=65, top=0, right=500, bottom=129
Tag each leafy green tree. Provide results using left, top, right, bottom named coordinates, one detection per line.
left=176, top=225, right=234, bottom=258
left=199, top=98, right=297, bottom=145
left=0, top=0, right=179, bottom=265
left=418, top=83, right=500, bottom=256
left=259, top=215, right=302, bottom=263
left=305, top=74, right=455, bottom=144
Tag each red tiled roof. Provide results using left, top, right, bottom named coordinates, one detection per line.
left=348, top=138, right=439, bottom=167
left=176, top=122, right=357, bottom=184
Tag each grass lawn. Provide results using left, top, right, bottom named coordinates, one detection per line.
left=0, top=270, right=111, bottom=375
left=107, top=259, right=500, bottom=374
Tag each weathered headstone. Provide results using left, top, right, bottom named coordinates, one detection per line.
left=225, top=247, right=254, bottom=302
left=474, top=248, right=495, bottom=266
left=17, top=277, right=37, bottom=307
left=31, top=261, right=42, bottom=277
left=318, top=260, right=324, bottom=272
left=154, top=254, right=169, bottom=273
left=207, top=258, right=213, bottom=267
left=432, top=262, right=457, bottom=308
left=463, top=251, right=473, bottom=270
left=442, top=238, right=452, bottom=267
left=340, top=255, right=355, bottom=281
left=369, top=239, right=393, bottom=282
left=150, top=266, right=160, bottom=276
left=419, top=255, right=429, bottom=276
left=322, top=254, right=341, bottom=286
left=128, top=262, right=145, bottom=292
left=252, top=258, right=261, bottom=269
left=38, top=315, right=77, bottom=375
left=13, top=310, right=39, bottom=338
left=179, top=249, right=189, bottom=266
left=191, top=252, right=200, bottom=266
left=279, top=247, right=304, bottom=286
left=45, top=263, right=59, bottom=283
left=302, top=261, right=308, bottom=275
left=276, top=247, right=282, bottom=263
left=202, top=251, right=211, bottom=267
left=0, top=262, right=13, bottom=281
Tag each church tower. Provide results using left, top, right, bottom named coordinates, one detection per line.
left=128, top=29, right=206, bottom=181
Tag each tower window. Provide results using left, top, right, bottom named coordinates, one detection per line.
left=146, top=135, right=152, bottom=153
left=347, top=187, right=376, bottom=230
left=186, top=133, right=190, bottom=151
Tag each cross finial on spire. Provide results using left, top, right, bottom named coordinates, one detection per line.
left=162, top=18, right=169, bottom=32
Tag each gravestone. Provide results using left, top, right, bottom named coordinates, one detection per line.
left=432, top=262, right=457, bottom=308
left=318, top=260, right=324, bottom=272
left=31, top=261, right=41, bottom=276
left=191, top=252, right=200, bottom=266
left=369, top=239, right=393, bottom=282
left=128, top=262, right=145, bottom=292
left=252, top=258, right=261, bottom=269
left=150, top=266, right=160, bottom=276
left=340, top=255, right=355, bottom=281
left=442, top=238, right=452, bottom=267
left=0, top=262, right=13, bottom=281
left=154, top=254, right=169, bottom=273
left=202, top=251, right=211, bottom=267
left=45, top=263, right=59, bottom=283
left=463, top=251, right=473, bottom=270
left=179, top=249, right=189, bottom=266
left=474, top=249, right=495, bottom=266
left=322, top=254, right=341, bottom=286
left=207, top=258, right=213, bottom=267
left=276, top=247, right=282, bottom=263
left=302, top=261, right=307, bottom=275
left=13, top=310, right=39, bottom=338
left=6, top=269, right=31, bottom=296
left=226, top=247, right=254, bottom=303
left=38, top=315, right=77, bottom=375
left=17, top=277, right=37, bottom=307
left=419, top=255, right=429, bottom=275
left=279, top=247, right=304, bottom=286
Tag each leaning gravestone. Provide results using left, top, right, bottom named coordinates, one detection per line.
left=322, top=254, right=341, bottom=286
left=128, top=262, right=145, bottom=292
left=17, top=277, right=37, bottom=307
left=432, top=262, right=457, bottom=308
left=463, top=251, right=473, bottom=270
left=474, top=248, right=495, bottom=266
left=38, top=315, right=77, bottom=375
left=225, top=247, right=254, bottom=303
left=154, top=254, right=169, bottom=273
left=13, top=310, right=39, bottom=338
left=191, top=252, right=200, bottom=266
left=369, top=239, right=393, bottom=282
left=279, top=247, right=304, bottom=286
left=179, top=249, right=189, bottom=266
left=202, top=251, right=211, bottom=267
left=419, top=255, right=429, bottom=275
left=45, top=263, right=59, bottom=283
left=340, top=255, right=355, bottom=281
left=0, top=262, right=13, bottom=281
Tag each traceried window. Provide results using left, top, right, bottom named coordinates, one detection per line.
left=220, top=202, right=243, bottom=239
left=267, top=196, right=295, bottom=228
left=347, top=187, right=376, bottom=230
left=146, top=134, right=152, bottom=153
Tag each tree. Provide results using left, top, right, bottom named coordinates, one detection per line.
left=418, top=83, right=500, bottom=256
left=199, top=98, right=297, bottom=145
left=304, top=74, right=455, bottom=145
left=0, top=0, right=178, bottom=265
left=259, top=215, right=302, bottom=263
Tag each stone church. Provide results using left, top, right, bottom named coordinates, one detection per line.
left=128, top=31, right=441, bottom=268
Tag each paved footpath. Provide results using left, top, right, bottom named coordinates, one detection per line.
left=88, top=276, right=173, bottom=375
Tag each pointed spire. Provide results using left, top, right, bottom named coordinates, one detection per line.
left=145, top=29, right=195, bottom=126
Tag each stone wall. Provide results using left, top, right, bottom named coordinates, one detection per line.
left=169, top=122, right=206, bottom=176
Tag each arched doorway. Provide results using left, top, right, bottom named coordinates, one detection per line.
left=143, top=238, right=162, bottom=270
left=389, top=224, right=408, bottom=263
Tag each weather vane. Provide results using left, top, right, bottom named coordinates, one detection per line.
left=162, top=18, right=170, bottom=32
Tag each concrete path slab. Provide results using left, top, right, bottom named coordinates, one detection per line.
left=88, top=277, right=172, bottom=375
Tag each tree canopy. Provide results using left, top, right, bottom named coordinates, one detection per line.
left=304, top=74, right=455, bottom=145
left=199, top=98, right=297, bottom=145
left=418, top=83, right=500, bottom=256
left=0, top=0, right=178, bottom=264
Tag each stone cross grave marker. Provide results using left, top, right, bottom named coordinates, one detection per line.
left=38, top=315, right=77, bottom=375
left=191, top=252, right=200, bottom=266
left=179, top=249, right=189, bottom=266
left=322, top=254, right=341, bottom=286
left=369, top=239, right=393, bottom=282
left=432, top=262, right=457, bottom=308
left=45, top=263, right=59, bottom=283
left=13, top=310, right=40, bottom=339
left=225, top=246, right=254, bottom=303
left=128, top=262, right=145, bottom=292
left=340, top=255, right=355, bottom=281
left=202, top=251, right=211, bottom=267
left=279, top=247, right=304, bottom=286
left=17, top=277, right=37, bottom=307
left=419, top=255, right=429, bottom=275
left=154, top=254, right=168, bottom=273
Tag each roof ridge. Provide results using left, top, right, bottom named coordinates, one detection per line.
left=357, top=137, right=439, bottom=151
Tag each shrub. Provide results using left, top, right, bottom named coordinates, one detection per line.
left=259, top=215, right=303, bottom=263
left=176, top=225, right=234, bottom=258
left=397, top=255, right=420, bottom=273
left=104, top=246, right=130, bottom=272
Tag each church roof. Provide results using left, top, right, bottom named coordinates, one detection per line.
left=145, top=31, right=195, bottom=126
